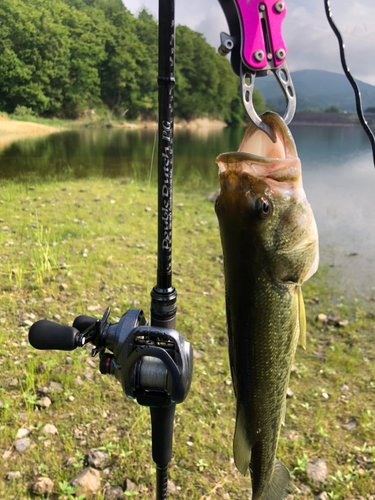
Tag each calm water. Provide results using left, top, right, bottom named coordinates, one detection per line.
left=0, top=124, right=374, bottom=296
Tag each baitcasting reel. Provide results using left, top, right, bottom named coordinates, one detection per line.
left=29, top=307, right=193, bottom=408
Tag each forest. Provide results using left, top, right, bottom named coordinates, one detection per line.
left=0, top=0, right=265, bottom=124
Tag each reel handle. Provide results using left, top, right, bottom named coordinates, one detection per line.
left=29, top=320, right=79, bottom=351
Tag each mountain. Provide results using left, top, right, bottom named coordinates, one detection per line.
left=255, top=69, right=375, bottom=113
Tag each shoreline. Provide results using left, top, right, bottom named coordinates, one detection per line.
left=0, top=111, right=373, bottom=150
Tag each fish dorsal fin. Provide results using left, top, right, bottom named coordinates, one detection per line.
left=298, top=286, right=306, bottom=349
left=233, top=404, right=251, bottom=476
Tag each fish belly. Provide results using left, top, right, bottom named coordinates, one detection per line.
left=219, top=214, right=298, bottom=500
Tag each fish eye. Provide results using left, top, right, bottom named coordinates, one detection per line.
left=255, top=197, right=272, bottom=220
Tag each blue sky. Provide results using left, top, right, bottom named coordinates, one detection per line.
left=122, top=0, right=375, bottom=86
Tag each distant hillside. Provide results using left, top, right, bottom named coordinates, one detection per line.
left=256, top=69, right=375, bottom=113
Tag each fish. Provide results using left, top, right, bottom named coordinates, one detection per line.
left=215, top=112, right=319, bottom=500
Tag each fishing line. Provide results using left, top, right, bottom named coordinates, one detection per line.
left=324, top=0, right=375, bottom=168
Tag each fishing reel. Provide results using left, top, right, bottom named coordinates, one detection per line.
left=29, top=307, right=193, bottom=408
left=218, top=0, right=296, bottom=140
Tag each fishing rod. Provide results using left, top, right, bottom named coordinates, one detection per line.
left=28, top=1, right=193, bottom=500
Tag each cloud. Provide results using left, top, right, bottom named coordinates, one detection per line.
left=123, top=0, right=375, bottom=85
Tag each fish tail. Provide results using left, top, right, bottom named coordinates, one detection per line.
left=233, top=404, right=251, bottom=475
left=254, top=458, right=291, bottom=500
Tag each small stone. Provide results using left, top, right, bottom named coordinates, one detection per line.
left=37, top=386, right=49, bottom=396
left=306, top=459, right=328, bottom=485
left=315, top=493, right=328, bottom=500
left=9, top=378, right=18, bottom=387
left=104, top=486, right=125, bottom=500
left=38, top=397, right=52, bottom=408
left=167, top=479, right=177, bottom=494
left=95, top=198, right=102, bottom=202
left=291, top=364, right=297, bottom=372
left=193, top=350, right=203, bottom=360
left=43, top=439, right=51, bottom=448
left=32, top=477, right=54, bottom=494
left=36, top=363, right=47, bottom=373
left=145, top=207, right=151, bottom=212
left=312, top=350, right=326, bottom=359
left=341, top=418, right=358, bottom=431
left=317, top=314, right=328, bottom=324
left=42, top=424, right=58, bottom=435
left=3, top=450, right=12, bottom=459
left=286, top=387, right=294, bottom=398
left=16, top=428, right=30, bottom=439
left=125, top=478, right=140, bottom=493
left=14, top=437, right=30, bottom=452
left=86, top=357, right=97, bottom=369
left=88, top=448, right=109, bottom=469
left=68, top=395, right=75, bottom=402
left=21, top=319, right=33, bottom=327
left=74, top=375, right=84, bottom=386
left=337, top=319, right=349, bottom=327
left=322, top=392, right=329, bottom=400
left=69, top=467, right=101, bottom=495
left=47, top=381, right=63, bottom=392
left=340, top=384, right=350, bottom=392
left=327, top=313, right=340, bottom=325
left=59, top=283, right=68, bottom=291
left=186, top=441, right=193, bottom=447
left=5, top=471, right=22, bottom=480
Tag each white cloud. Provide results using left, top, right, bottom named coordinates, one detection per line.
left=123, top=0, right=375, bottom=85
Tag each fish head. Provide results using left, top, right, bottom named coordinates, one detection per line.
left=215, top=112, right=319, bottom=285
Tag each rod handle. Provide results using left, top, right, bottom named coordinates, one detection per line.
left=29, top=320, right=79, bottom=351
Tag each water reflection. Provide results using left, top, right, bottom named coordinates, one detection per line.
left=0, top=124, right=374, bottom=295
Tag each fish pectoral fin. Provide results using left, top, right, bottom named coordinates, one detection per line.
left=298, top=286, right=306, bottom=349
left=233, top=404, right=251, bottom=476
left=261, top=459, right=291, bottom=500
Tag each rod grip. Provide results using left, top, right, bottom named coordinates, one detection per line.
left=29, top=320, right=79, bottom=351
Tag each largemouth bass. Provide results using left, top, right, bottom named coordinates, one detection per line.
left=215, top=112, right=319, bottom=500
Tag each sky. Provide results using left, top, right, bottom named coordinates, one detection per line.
left=122, top=0, right=375, bottom=86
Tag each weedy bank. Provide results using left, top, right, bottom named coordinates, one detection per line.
left=0, top=178, right=374, bottom=499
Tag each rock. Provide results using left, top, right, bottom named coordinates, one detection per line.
left=37, top=386, right=49, bottom=396
left=74, top=375, right=84, bottom=386
left=312, top=351, right=326, bottom=359
left=3, top=450, right=12, bottom=459
left=32, top=477, right=54, bottom=494
left=42, top=424, right=58, bottom=435
left=286, top=387, right=294, bottom=398
left=59, top=283, right=68, bottom=291
left=36, top=363, right=47, bottom=373
left=315, top=493, right=328, bottom=500
left=317, top=313, right=328, bottom=324
left=69, top=467, right=101, bottom=495
left=340, top=384, right=350, bottom=392
left=104, top=486, right=125, bottom=500
left=88, top=448, right=109, bottom=469
left=68, top=395, right=75, bottom=402
left=341, top=418, right=358, bottom=431
left=47, top=381, right=63, bottom=392
left=337, top=319, right=349, bottom=327
left=14, top=437, right=30, bottom=452
left=38, top=397, right=52, bottom=408
left=306, top=459, right=328, bottom=485
left=327, top=313, right=340, bottom=325
left=125, top=478, right=140, bottom=493
left=16, top=428, right=30, bottom=439
left=5, top=471, right=22, bottom=480
left=167, top=479, right=177, bottom=494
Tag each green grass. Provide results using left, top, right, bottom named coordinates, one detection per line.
left=0, top=179, right=374, bottom=499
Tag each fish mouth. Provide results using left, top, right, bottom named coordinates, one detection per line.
left=216, top=112, right=298, bottom=177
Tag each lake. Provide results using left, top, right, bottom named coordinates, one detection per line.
left=0, top=124, right=374, bottom=297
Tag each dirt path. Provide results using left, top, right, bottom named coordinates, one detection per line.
left=0, top=114, right=60, bottom=149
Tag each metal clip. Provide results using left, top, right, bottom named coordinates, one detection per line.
left=218, top=0, right=296, bottom=141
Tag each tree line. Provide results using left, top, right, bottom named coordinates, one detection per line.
left=0, top=0, right=265, bottom=124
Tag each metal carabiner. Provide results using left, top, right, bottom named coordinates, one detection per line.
left=218, top=0, right=296, bottom=141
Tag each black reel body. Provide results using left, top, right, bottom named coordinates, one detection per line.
left=29, top=308, right=193, bottom=409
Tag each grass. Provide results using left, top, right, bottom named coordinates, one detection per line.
left=0, top=178, right=374, bottom=499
